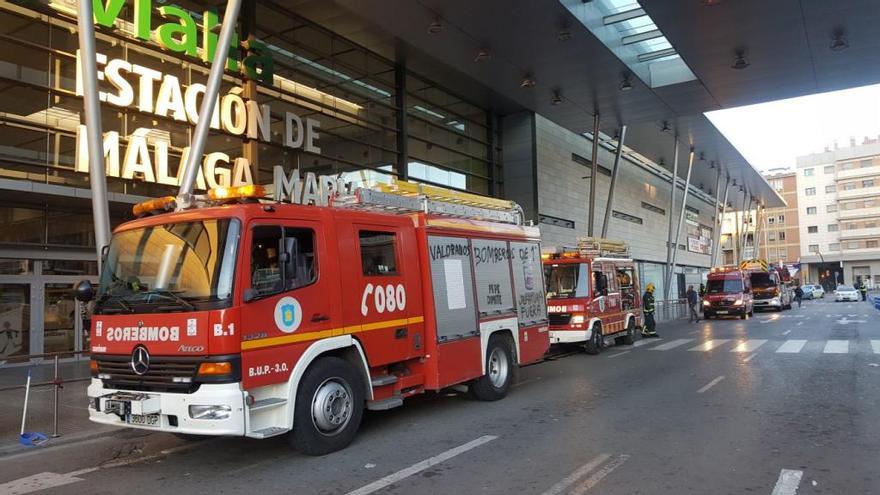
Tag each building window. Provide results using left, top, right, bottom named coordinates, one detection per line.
left=863, top=179, right=875, bottom=188
left=824, top=165, right=835, bottom=174
left=829, top=243, right=840, bottom=251
left=807, top=226, right=818, bottom=233
left=843, top=182, right=857, bottom=191
left=359, top=231, right=399, bottom=275
left=827, top=204, right=838, bottom=213
left=641, top=202, right=666, bottom=215
left=825, top=185, right=836, bottom=193
left=805, top=187, right=816, bottom=196
left=771, top=180, right=783, bottom=192
left=685, top=206, right=700, bottom=215
left=804, top=168, right=814, bottom=176
left=866, top=221, right=877, bottom=228
left=768, top=232, right=776, bottom=241
left=778, top=231, right=786, bottom=241
left=847, top=241, right=860, bottom=250
left=768, top=217, right=775, bottom=225
left=867, top=240, right=879, bottom=249
left=808, top=244, right=819, bottom=253
left=827, top=224, right=838, bottom=232
left=539, top=214, right=575, bottom=229
left=612, top=210, right=643, bottom=225
left=778, top=214, right=785, bottom=224
left=806, top=207, right=817, bottom=215
left=571, top=153, right=612, bottom=176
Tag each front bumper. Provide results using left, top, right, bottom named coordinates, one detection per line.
left=550, top=328, right=591, bottom=344
left=753, top=298, right=782, bottom=309
left=705, top=306, right=745, bottom=316
left=87, top=379, right=246, bottom=435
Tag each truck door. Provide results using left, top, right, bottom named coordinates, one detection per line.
left=339, top=220, right=423, bottom=366
left=239, top=217, right=340, bottom=388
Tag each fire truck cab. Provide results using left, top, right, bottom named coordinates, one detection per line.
left=543, top=238, right=641, bottom=354
left=703, top=265, right=754, bottom=319
left=79, top=174, right=549, bottom=455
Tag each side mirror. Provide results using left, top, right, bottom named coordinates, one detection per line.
left=243, top=287, right=258, bottom=303
left=74, top=280, right=95, bottom=302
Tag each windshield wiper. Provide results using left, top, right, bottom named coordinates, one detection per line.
left=96, top=294, right=134, bottom=314
left=146, top=290, right=196, bottom=311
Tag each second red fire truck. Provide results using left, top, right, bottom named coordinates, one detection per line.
left=543, top=238, right=642, bottom=354
left=77, top=172, right=549, bottom=455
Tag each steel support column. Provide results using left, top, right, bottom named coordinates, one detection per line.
left=665, top=146, right=695, bottom=301
left=663, top=137, right=680, bottom=298
left=395, top=64, right=409, bottom=181
left=712, top=175, right=730, bottom=267
left=737, top=193, right=750, bottom=260
left=601, top=125, right=627, bottom=238
left=76, top=0, right=111, bottom=269
left=587, top=113, right=600, bottom=237
left=178, top=0, right=243, bottom=205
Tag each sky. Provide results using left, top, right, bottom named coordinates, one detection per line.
left=705, top=83, right=880, bottom=172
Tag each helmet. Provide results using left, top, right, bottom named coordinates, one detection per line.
left=646, top=283, right=655, bottom=293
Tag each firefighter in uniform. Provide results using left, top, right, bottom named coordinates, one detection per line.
left=858, top=279, right=868, bottom=301
left=642, top=283, right=658, bottom=337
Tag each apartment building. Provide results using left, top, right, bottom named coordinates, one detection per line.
left=796, top=139, right=880, bottom=288
left=759, top=169, right=801, bottom=265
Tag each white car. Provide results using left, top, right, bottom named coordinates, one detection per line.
left=806, top=284, right=824, bottom=299
left=834, top=285, right=860, bottom=302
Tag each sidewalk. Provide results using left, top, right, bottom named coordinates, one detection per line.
left=0, top=360, right=117, bottom=456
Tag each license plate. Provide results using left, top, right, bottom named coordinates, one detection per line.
left=717, top=310, right=728, bottom=314
left=127, top=414, right=159, bottom=426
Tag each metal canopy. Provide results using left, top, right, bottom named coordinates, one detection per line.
left=284, top=0, right=812, bottom=208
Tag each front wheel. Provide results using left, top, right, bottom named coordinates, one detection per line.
left=585, top=324, right=603, bottom=355
left=470, top=335, right=515, bottom=401
left=289, top=356, right=364, bottom=456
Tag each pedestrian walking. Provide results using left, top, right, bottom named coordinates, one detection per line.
left=641, top=283, right=658, bottom=337
left=794, top=285, right=803, bottom=308
left=686, top=285, right=700, bottom=323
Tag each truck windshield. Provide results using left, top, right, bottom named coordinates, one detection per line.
left=96, top=219, right=241, bottom=314
left=750, top=272, right=776, bottom=289
left=706, top=279, right=743, bottom=294
left=544, top=263, right=590, bottom=299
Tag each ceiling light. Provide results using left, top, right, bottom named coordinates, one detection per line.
left=428, top=18, right=443, bottom=34
left=474, top=49, right=491, bottom=62
left=520, top=75, right=536, bottom=88
left=551, top=90, right=563, bottom=105
left=702, top=0, right=722, bottom=5
left=830, top=31, right=849, bottom=51
left=731, top=48, right=749, bottom=69
left=660, top=121, right=671, bottom=133
left=619, top=74, right=633, bottom=92
left=557, top=29, right=572, bottom=42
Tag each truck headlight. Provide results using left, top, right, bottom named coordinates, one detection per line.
left=571, top=314, right=585, bottom=324
left=702, top=300, right=710, bottom=306
left=189, top=405, right=231, bottom=420
left=733, top=299, right=743, bottom=306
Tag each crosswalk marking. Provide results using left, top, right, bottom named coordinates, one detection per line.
left=633, top=338, right=661, bottom=347
left=872, top=340, right=880, bottom=354
left=649, top=338, right=694, bottom=351
left=776, top=340, right=807, bottom=353
left=688, top=339, right=730, bottom=351
left=731, top=339, right=767, bottom=353
left=823, top=340, right=849, bottom=354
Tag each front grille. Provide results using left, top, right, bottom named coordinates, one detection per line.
left=549, top=313, right=572, bottom=326
left=710, top=300, right=734, bottom=307
left=96, top=356, right=200, bottom=393
left=753, top=292, right=776, bottom=300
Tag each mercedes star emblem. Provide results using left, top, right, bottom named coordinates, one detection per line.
left=131, top=345, right=150, bottom=375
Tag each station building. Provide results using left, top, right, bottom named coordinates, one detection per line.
left=0, top=0, right=773, bottom=361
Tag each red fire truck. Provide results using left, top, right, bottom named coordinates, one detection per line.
left=543, top=238, right=641, bottom=354
left=703, top=265, right=754, bottom=319
left=77, top=176, right=549, bottom=455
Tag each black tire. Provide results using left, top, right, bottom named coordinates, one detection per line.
left=289, top=357, right=364, bottom=456
left=617, top=319, right=635, bottom=345
left=585, top=324, right=603, bottom=355
left=470, top=334, right=515, bottom=401
left=740, top=311, right=748, bottom=320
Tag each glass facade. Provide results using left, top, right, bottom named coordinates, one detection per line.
left=0, top=0, right=498, bottom=360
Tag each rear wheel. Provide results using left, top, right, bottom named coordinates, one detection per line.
left=617, top=319, right=636, bottom=346
left=289, top=357, right=364, bottom=456
left=470, top=334, right=515, bottom=401
left=585, top=324, right=603, bottom=355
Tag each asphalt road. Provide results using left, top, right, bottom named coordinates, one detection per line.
left=2, top=296, right=879, bottom=495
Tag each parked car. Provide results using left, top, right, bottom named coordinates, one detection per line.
left=834, top=285, right=860, bottom=302
left=808, top=284, right=825, bottom=299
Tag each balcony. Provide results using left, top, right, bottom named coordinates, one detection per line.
left=838, top=206, right=880, bottom=220
left=837, top=185, right=880, bottom=200
left=839, top=227, right=880, bottom=239
left=836, top=165, right=880, bottom=180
